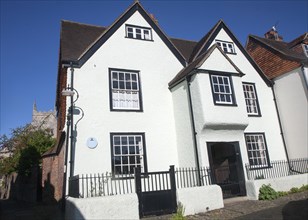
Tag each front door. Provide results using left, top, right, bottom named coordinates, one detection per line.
left=207, top=142, right=246, bottom=198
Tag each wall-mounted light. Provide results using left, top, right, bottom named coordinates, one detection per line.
left=61, top=89, right=75, bottom=97
left=62, top=87, right=79, bottom=103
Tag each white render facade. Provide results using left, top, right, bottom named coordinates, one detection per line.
left=58, top=2, right=290, bottom=200
left=65, top=11, right=183, bottom=176
left=272, top=66, right=308, bottom=159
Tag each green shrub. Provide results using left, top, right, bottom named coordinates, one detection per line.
left=277, top=191, right=288, bottom=197
left=171, top=203, right=186, bottom=220
left=290, top=187, right=300, bottom=193
left=299, top=185, right=308, bottom=191
left=259, top=184, right=279, bottom=200
left=259, top=184, right=308, bottom=200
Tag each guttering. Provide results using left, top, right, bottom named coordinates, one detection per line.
left=185, top=75, right=202, bottom=186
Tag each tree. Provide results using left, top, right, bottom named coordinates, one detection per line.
left=0, top=124, right=56, bottom=176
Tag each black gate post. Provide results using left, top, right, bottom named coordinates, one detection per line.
left=169, top=165, right=177, bottom=212
left=134, top=167, right=142, bottom=218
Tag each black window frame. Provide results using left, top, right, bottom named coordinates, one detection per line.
left=110, top=132, right=148, bottom=176
left=209, top=73, right=237, bottom=106
left=244, top=132, right=271, bottom=169
left=109, top=68, right=143, bottom=112
left=125, top=24, right=153, bottom=41
left=242, top=82, right=262, bottom=117
left=215, top=39, right=236, bottom=54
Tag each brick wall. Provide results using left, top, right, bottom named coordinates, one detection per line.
left=41, top=140, right=65, bottom=203
left=57, top=67, right=67, bottom=139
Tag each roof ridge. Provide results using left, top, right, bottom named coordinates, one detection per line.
left=169, top=37, right=198, bottom=43
left=189, top=19, right=223, bottom=62
left=61, top=19, right=107, bottom=29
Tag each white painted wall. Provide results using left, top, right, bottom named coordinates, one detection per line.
left=65, top=194, right=139, bottom=220
left=177, top=185, right=224, bottom=216
left=246, top=174, right=308, bottom=200
left=206, top=28, right=286, bottom=163
left=66, top=11, right=184, bottom=176
left=171, top=81, right=196, bottom=168
left=273, top=67, right=308, bottom=159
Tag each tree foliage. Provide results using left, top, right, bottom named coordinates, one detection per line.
left=0, top=124, right=56, bottom=176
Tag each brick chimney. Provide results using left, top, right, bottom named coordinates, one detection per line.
left=264, top=26, right=283, bottom=41
left=149, top=14, right=158, bottom=25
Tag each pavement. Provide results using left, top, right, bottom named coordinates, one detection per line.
left=0, top=191, right=307, bottom=220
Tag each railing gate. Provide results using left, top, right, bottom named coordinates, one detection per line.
left=135, top=166, right=177, bottom=218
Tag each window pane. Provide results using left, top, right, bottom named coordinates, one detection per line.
left=114, top=136, right=120, bottom=145
left=129, top=145, right=135, bottom=154
left=112, top=72, right=118, bottom=80
left=130, top=156, right=135, bottom=164
left=119, top=72, right=124, bottom=80
left=122, top=156, right=128, bottom=164
left=113, top=81, right=119, bottom=89
left=114, top=146, right=121, bottom=155
left=115, top=166, right=122, bottom=174
left=114, top=156, right=121, bottom=165
left=132, top=82, right=138, bottom=90
left=126, top=82, right=131, bottom=89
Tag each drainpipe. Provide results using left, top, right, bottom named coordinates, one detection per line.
left=69, top=63, right=74, bottom=178
left=301, top=65, right=308, bottom=91
left=186, top=75, right=202, bottom=186
left=61, top=114, right=70, bottom=211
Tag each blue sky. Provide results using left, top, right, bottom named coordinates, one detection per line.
left=1, top=0, right=307, bottom=137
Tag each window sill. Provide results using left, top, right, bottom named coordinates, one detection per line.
left=214, top=103, right=238, bottom=107
left=110, top=109, right=143, bottom=112
left=248, top=114, right=262, bottom=117
left=248, top=165, right=272, bottom=170
left=125, top=37, right=154, bottom=42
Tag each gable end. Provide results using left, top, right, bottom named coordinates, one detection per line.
left=64, top=2, right=187, bottom=68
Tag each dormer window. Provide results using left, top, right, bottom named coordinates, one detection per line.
left=303, top=44, right=308, bottom=57
left=126, top=24, right=153, bottom=41
left=216, top=40, right=236, bottom=54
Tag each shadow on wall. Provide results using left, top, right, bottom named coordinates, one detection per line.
left=65, top=199, right=85, bottom=220
left=1, top=166, right=41, bottom=202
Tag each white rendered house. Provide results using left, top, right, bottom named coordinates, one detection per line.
left=53, top=1, right=293, bottom=205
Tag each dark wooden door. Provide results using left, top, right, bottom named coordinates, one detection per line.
left=207, top=142, right=246, bottom=198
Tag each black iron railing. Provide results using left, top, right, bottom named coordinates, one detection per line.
left=245, top=158, right=308, bottom=180
left=68, top=166, right=214, bottom=198
left=175, top=167, right=212, bottom=188
left=68, top=173, right=135, bottom=198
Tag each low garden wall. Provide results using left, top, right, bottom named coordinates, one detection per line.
left=65, top=193, right=139, bottom=220
left=177, top=184, right=224, bottom=216
left=246, top=173, right=308, bottom=200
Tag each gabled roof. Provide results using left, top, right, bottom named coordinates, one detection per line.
left=61, top=1, right=187, bottom=67
left=170, top=38, right=198, bottom=61
left=189, top=20, right=222, bottom=63
left=169, top=44, right=243, bottom=88
left=288, top=32, right=308, bottom=48
left=61, top=20, right=107, bottom=62
left=248, top=35, right=308, bottom=64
